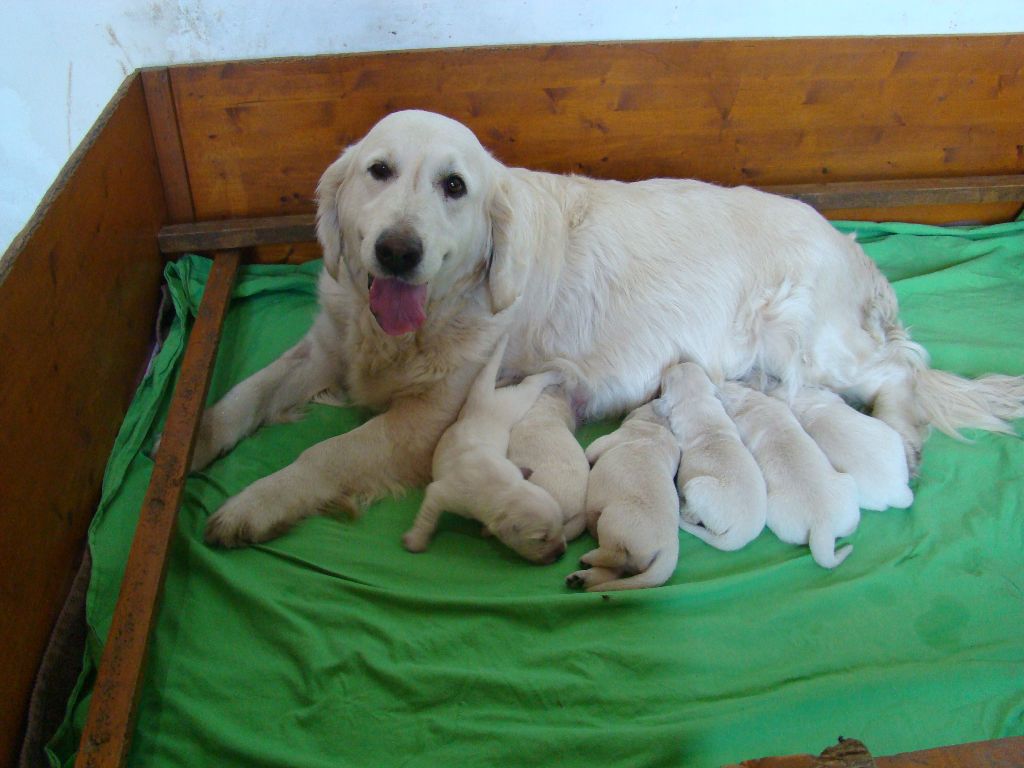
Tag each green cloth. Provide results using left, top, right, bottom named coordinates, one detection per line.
left=49, top=221, right=1024, bottom=767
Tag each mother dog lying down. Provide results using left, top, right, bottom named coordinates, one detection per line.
left=199, top=109, right=1024, bottom=547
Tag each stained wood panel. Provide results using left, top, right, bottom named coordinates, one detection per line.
left=0, top=74, right=167, bottom=765
left=169, top=37, right=1024, bottom=223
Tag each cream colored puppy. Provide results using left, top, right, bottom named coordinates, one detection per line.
left=402, top=336, right=567, bottom=564
left=785, top=387, right=913, bottom=511
left=658, top=362, right=767, bottom=551
left=566, top=402, right=681, bottom=591
left=719, top=382, right=860, bottom=569
left=508, top=390, right=589, bottom=542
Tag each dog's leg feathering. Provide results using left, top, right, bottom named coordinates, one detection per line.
left=205, top=394, right=453, bottom=547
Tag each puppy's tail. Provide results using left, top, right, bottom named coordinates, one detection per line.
left=677, top=475, right=766, bottom=552
left=808, top=527, right=852, bottom=570
left=587, top=549, right=678, bottom=592
left=680, top=519, right=762, bottom=553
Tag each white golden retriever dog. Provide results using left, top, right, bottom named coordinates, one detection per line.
left=720, top=383, right=861, bottom=569
left=402, top=336, right=566, bottom=564
left=567, top=402, right=681, bottom=591
left=785, top=387, right=914, bottom=511
left=658, top=362, right=767, bottom=552
left=197, top=109, right=1024, bottom=547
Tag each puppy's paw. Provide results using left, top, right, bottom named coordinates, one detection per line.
left=565, top=570, right=589, bottom=589
left=401, top=529, right=430, bottom=553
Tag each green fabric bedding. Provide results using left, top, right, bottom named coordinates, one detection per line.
left=49, top=221, right=1024, bottom=767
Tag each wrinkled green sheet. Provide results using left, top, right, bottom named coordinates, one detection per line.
left=49, top=220, right=1024, bottom=767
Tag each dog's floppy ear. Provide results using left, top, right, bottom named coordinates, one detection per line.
left=486, top=176, right=530, bottom=314
left=315, top=144, right=358, bottom=281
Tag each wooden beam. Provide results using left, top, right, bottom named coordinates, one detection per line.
left=74, top=250, right=241, bottom=768
left=155, top=175, right=1024, bottom=255
left=767, top=174, right=1024, bottom=210
left=158, top=213, right=315, bottom=254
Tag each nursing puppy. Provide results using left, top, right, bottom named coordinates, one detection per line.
left=785, top=387, right=913, bottom=511
left=402, top=336, right=567, bottom=564
left=508, top=390, right=590, bottom=541
left=719, top=382, right=860, bottom=569
left=566, top=402, right=681, bottom=591
left=658, top=362, right=767, bottom=551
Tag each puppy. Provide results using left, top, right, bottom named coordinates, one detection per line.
left=719, top=382, right=860, bottom=569
left=658, top=362, right=767, bottom=551
left=785, top=387, right=913, bottom=511
left=508, top=389, right=590, bottom=542
left=402, top=336, right=567, bottom=564
left=566, top=402, right=681, bottom=591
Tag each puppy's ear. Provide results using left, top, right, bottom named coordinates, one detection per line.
left=486, top=176, right=529, bottom=314
left=315, top=144, right=358, bottom=281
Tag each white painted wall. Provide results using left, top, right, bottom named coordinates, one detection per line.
left=2, top=0, right=1022, bottom=254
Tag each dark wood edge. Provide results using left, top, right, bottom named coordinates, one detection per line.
left=768, top=174, right=1024, bottom=210
left=156, top=175, right=1024, bottom=254
left=727, top=736, right=1024, bottom=768
left=141, top=69, right=195, bottom=224
left=158, top=213, right=316, bottom=253
left=74, top=250, right=241, bottom=768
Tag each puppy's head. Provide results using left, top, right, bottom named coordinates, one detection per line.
left=488, top=484, right=567, bottom=565
left=316, top=109, right=520, bottom=336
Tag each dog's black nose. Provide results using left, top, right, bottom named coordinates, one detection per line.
left=375, top=227, right=423, bottom=276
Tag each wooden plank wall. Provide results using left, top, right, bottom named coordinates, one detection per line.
left=0, top=74, right=168, bottom=765
left=164, top=35, right=1024, bottom=265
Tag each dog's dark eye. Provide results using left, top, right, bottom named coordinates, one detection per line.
left=368, top=161, right=393, bottom=181
left=443, top=174, right=467, bottom=199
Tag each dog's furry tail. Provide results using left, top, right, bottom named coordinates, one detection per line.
left=914, top=368, right=1024, bottom=438
left=587, top=549, right=677, bottom=592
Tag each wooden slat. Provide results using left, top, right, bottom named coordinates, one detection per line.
left=155, top=174, right=1024, bottom=255
left=769, top=174, right=1024, bottom=210
left=166, top=36, right=1024, bottom=224
left=141, top=68, right=195, bottom=222
left=0, top=73, right=167, bottom=767
left=158, top=213, right=314, bottom=253
left=74, top=250, right=241, bottom=768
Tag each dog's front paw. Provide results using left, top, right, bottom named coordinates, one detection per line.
left=205, top=481, right=298, bottom=548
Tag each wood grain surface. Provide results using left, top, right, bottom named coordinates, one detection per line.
left=167, top=37, right=1024, bottom=224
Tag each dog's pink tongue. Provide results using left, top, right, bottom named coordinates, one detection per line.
left=368, top=277, right=428, bottom=335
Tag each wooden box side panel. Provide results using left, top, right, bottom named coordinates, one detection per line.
left=169, top=35, right=1024, bottom=229
left=0, top=74, right=168, bottom=764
